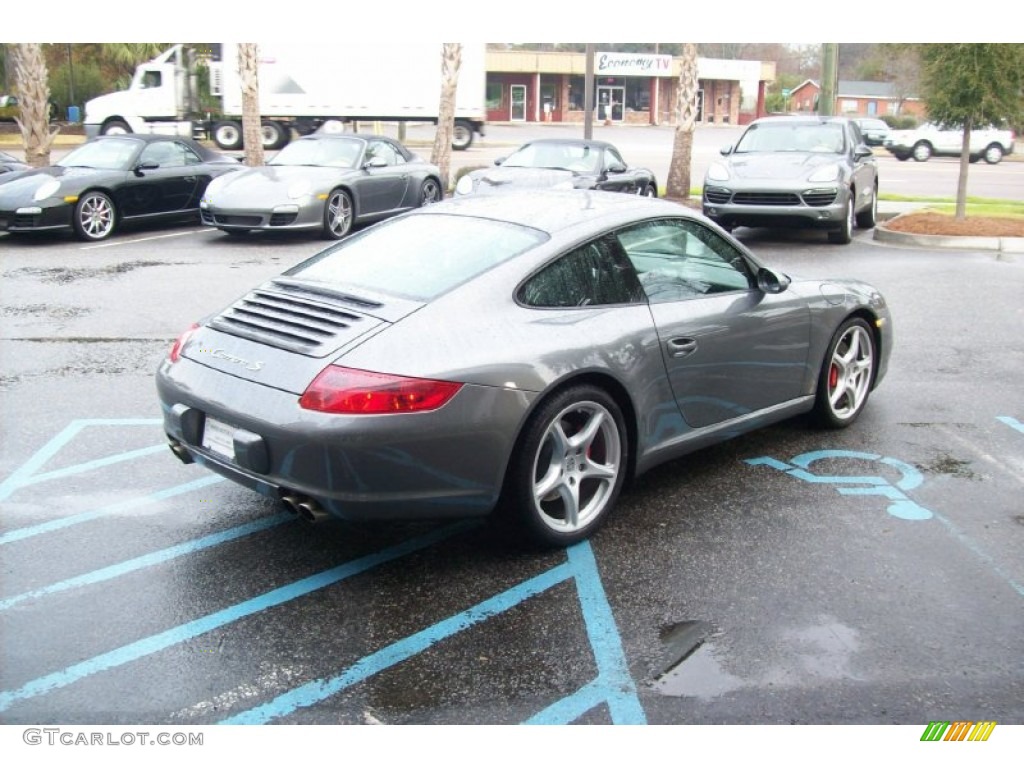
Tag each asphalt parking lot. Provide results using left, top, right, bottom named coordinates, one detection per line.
left=1, top=210, right=1021, bottom=740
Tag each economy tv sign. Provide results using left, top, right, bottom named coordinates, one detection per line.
left=920, top=721, right=996, bottom=742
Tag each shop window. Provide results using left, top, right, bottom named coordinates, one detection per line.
left=486, top=81, right=503, bottom=110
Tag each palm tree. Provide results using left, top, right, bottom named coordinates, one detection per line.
left=237, top=43, right=264, bottom=167
left=11, top=43, right=59, bottom=167
left=430, top=43, right=462, bottom=193
left=100, top=43, right=167, bottom=89
left=665, top=43, right=699, bottom=200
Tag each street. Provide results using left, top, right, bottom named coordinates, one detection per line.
left=1, top=216, right=1021, bottom=728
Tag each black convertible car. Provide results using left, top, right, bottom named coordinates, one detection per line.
left=0, top=150, right=30, bottom=175
left=454, top=138, right=658, bottom=198
left=0, top=135, right=240, bottom=241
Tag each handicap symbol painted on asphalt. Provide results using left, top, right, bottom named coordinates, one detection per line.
left=745, top=450, right=934, bottom=521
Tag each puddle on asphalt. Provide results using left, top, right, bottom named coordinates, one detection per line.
left=653, top=640, right=745, bottom=698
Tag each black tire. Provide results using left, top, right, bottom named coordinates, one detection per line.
left=100, top=119, right=131, bottom=136
left=213, top=121, right=243, bottom=151
left=261, top=120, right=289, bottom=151
left=72, top=191, right=117, bottom=241
left=983, top=144, right=1004, bottom=165
left=894, top=153, right=910, bottom=162
left=503, top=385, right=628, bottom=547
left=813, top=317, right=876, bottom=429
left=452, top=121, right=474, bottom=151
left=827, top=194, right=854, bottom=244
left=855, top=184, right=877, bottom=229
left=322, top=188, right=354, bottom=240
left=911, top=141, right=932, bottom=162
left=640, top=182, right=657, bottom=198
left=419, top=177, right=442, bottom=207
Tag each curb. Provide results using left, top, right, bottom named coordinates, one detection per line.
left=874, top=221, right=1024, bottom=256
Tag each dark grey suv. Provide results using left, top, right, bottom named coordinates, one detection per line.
left=702, top=116, right=878, bottom=245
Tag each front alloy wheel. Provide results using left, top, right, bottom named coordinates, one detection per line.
left=828, top=194, right=854, bottom=244
left=322, top=189, right=353, bottom=240
left=507, top=386, right=627, bottom=546
left=814, top=318, right=875, bottom=428
left=419, top=178, right=442, bottom=206
left=73, top=191, right=116, bottom=241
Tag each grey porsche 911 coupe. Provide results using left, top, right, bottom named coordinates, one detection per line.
left=158, top=191, right=892, bottom=547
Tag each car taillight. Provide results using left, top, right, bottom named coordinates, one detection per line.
left=169, top=323, right=200, bottom=363
left=299, top=366, right=462, bottom=414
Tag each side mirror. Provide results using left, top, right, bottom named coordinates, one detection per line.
left=853, top=144, right=873, bottom=160
left=757, top=267, right=791, bottom=294
left=606, top=162, right=627, bottom=174
left=134, top=161, right=160, bottom=175
left=720, top=145, right=733, bottom=156
left=364, top=156, right=388, bottom=169
left=494, top=156, right=506, bottom=166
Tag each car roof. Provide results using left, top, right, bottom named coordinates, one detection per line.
left=749, top=115, right=854, bottom=127
left=410, top=189, right=698, bottom=235
left=516, top=138, right=618, bottom=150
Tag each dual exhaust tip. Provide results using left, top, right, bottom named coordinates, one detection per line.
left=280, top=493, right=329, bottom=524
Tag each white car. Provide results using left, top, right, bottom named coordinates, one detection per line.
left=884, top=122, right=1015, bottom=164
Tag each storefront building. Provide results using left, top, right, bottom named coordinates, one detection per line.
left=485, top=50, right=775, bottom=126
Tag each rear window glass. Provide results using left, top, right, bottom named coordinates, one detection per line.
left=285, top=213, right=548, bottom=301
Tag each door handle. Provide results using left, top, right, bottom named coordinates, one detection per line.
left=667, top=337, right=698, bottom=358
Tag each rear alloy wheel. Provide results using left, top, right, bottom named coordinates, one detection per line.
left=912, top=142, right=932, bottom=162
left=419, top=178, right=442, bottom=206
left=322, top=188, right=353, bottom=240
left=814, top=317, right=875, bottom=428
left=73, top=191, right=117, bottom=241
left=983, top=144, right=1004, bottom=164
left=261, top=121, right=289, bottom=150
left=855, top=184, right=877, bottom=229
left=506, top=385, right=627, bottom=547
left=827, top=194, right=854, bottom=244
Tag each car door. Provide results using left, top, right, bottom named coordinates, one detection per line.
left=617, top=218, right=810, bottom=429
left=353, top=139, right=412, bottom=216
left=115, top=140, right=200, bottom=218
left=846, top=122, right=877, bottom=211
left=596, top=146, right=637, bottom=193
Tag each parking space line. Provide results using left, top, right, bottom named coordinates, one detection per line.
left=220, top=541, right=646, bottom=725
left=0, top=418, right=162, bottom=502
left=997, top=416, right=1024, bottom=436
left=15, top=445, right=168, bottom=489
left=0, top=522, right=474, bottom=714
left=0, top=475, right=224, bottom=546
left=78, top=229, right=207, bottom=250
left=0, top=513, right=293, bottom=612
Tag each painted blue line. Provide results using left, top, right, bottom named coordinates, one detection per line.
left=0, top=513, right=292, bottom=612
left=0, top=419, right=163, bottom=502
left=563, top=542, right=646, bottom=724
left=997, top=416, right=1024, bottom=435
left=0, top=476, right=225, bottom=546
left=18, top=445, right=168, bottom=488
left=934, top=513, right=1024, bottom=599
left=0, top=522, right=472, bottom=714
left=220, top=562, right=574, bottom=724
left=523, top=679, right=610, bottom=725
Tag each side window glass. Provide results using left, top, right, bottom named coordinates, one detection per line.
left=366, top=141, right=397, bottom=166
left=519, top=235, right=642, bottom=308
left=179, top=142, right=203, bottom=166
left=617, top=219, right=753, bottom=303
left=605, top=147, right=626, bottom=170
left=140, top=141, right=185, bottom=168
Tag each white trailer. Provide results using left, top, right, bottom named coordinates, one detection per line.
left=84, top=43, right=487, bottom=150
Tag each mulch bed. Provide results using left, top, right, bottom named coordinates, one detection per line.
left=882, top=212, right=1024, bottom=237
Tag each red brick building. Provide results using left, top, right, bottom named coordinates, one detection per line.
left=788, top=79, right=925, bottom=118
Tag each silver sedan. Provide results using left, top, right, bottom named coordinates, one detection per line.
left=158, top=191, right=892, bottom=547
left=199, top=134, right=443, bottom=239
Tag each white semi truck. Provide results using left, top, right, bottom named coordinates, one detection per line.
left=84, top=43, right=487, bottom=150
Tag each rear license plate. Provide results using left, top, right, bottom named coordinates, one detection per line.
left=202, top=416, right=236, bottom=460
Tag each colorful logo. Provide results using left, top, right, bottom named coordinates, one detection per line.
left=920, top=721, right=996, bottom=741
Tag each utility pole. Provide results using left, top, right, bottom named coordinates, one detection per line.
left=819, top=43, right=838, bottom=116
left=584, top=43, right=595, bottom=139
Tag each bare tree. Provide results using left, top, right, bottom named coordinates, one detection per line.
left=665, top=43, right=698, bottom=200
left=430, top=43, right=462, bottom=193
left=11, top=43, right=59, bottom=167
left=238, top=43, right=264, bottom=167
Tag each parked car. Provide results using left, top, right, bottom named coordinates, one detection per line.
left=0, top=135, right=240, bottom=241
left=200, top=134, right=442, bottom=240
left=157, top=191, right=892, bottom=547
left=454, top=138, right=658, bottom=197
left=0, top=150, right=30, bottom=175
left=883, top=122, right=1016, bottom=164
left=853, top=117, right=890, bottom=146
left=702, top=116, right=878, bottom=244
left=0, top=95, right=20, bottom=122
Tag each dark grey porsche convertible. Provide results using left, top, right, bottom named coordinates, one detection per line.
left=0, top=135, right=240, bottom=241
left=158, top=191, right=892, bottom=547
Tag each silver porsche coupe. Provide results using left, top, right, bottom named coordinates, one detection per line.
left=199, top=134, right=443, bottom=239
left=158, top=191, right=892, bottom=547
